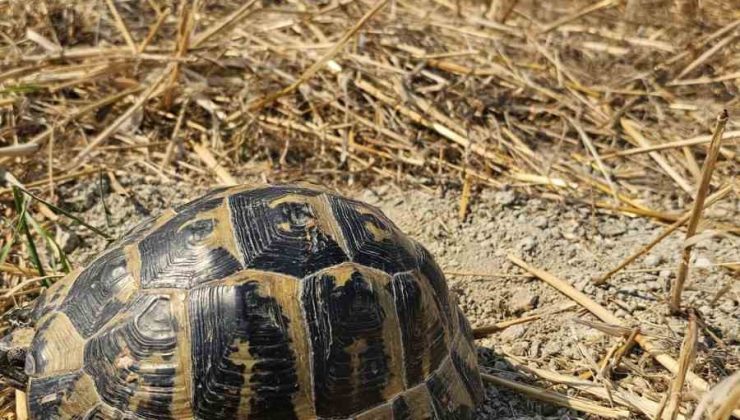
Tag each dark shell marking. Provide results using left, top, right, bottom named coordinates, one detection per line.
left=60, top=248, right=136, bottom=338
left=300, top=264, right=404, bottom=418
left=189, top=274, right=302, bottom=419
left=228, top=189, right=348, bottom=278
left=22, top=184, right=482, bottom=419
left=138, top=197, right=243, bottom=289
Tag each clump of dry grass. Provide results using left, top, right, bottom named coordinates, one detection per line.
left=1, top=0, right=738, bottom=418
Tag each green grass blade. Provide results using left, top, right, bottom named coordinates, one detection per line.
left=4, top=177, right=111, bottom=241
left=32, top=191, right=110, bottom=240
left=25, top=212, right=72, bottom=276
left=12, top=186, right=46, bottom=280
left=0, top=228, right=18, bottom=265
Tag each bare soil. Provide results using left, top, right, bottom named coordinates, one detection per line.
left=56, top=173, right=739, bottom=419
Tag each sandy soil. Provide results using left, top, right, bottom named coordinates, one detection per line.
left=55, top=173, right=739, bottom=419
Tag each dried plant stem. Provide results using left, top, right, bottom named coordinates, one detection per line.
left=674, top=33, right=739, bottom=81
left=15, top=390, right=27, bottom=420
left=621, top=119, right=693, bottom=194
left=573, top=318, right=636, bottom=338
left=0, top=88, right=143, bottom=167
left=503, top=354, right=687, bottom=420
left=473, top=303, right=576, bottom=338
left=445, top=271, right=531, bottom=278
left=669, top=111, right=729, bottom=314
left=354, top=78, right=509, bottom=167
left=0, top=168, right=103, bottom=197
left=568, top=116, right=617, bottom=201
left=245, top=0, right=388, bottom=112
left=539, top=0, right=618, bottom=34
left=610, top=327, right=640, bottom=374
left=459, top=174, right=473, bottom=222
left=138, top=7, right=171, bottom=53
left=160, top=97, right=190, bottom=169
left=191, top=0, right=259, bottom=48
left=68, top=64, right=174, bottom=169
left=473, top=314, right=542, bottom=338
left=600, top=130, right=740, bottom=161
left=0, top=143, right=39, bottom=157
left=480, top=372, right=630, bottom=418
left=0, top=263, right=38, bottom=277
left=690, top=371, right=740, bottom=420
left=596, top=184, right=732, bottom=285
left=163, top=1, right=195, bottom=110
left=191, top=142, right=238, bottom=186
left=506, top=255, right=711, bottom=393
left=104, top=0, right=137, bottom=54
left=663, top=310, right=698, bottom=420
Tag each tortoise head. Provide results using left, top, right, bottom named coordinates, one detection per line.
left=0, top=326, right=34, bottom=389
left=0, top=306, right=36, bottom=390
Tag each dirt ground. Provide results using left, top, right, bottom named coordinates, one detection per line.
left=54, top=172, right=739, bottom=419
left=3, top=0, right=740, bottom=417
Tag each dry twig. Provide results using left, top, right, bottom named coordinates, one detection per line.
left=669, top=111, right=729, bottom=313
left=506, top=255, right=712, bottom=394
left=480, top=372, right=631, bottom=418
left=663, top=310, right=698, bottom=420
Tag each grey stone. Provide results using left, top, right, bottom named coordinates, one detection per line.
left=500, top=324, right=527, bottom=342
left=620, top=284, right=639, bottom=294
left=509, top=341, right=529, bottom=356
left=645, top=280, right=662, bottom=291
left=510, top=290, right=538, bottom=313
left=532, top=216, right=548, bottom=228
left=643, top=254, right=663, bottom=267
left=542, top=340, right=561, bottom=358
left=576, top=278, right=590, bottom=292
left=496, top=190, right=516, bottom=206
left=698, top=305, right=713, bottom=316
left=519, top=237, right=536, bottom=253
left=529, top=340, right=542, bottom=358
left=597, top=220, right=627, bottom=237
left=719, top=300, right=736, bottom=315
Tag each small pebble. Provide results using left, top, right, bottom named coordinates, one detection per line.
left=694, top=255, right=713, bottom=268
left=375, top=185, right=390, bottom=196
left=597, top=220, right=627, bottom=237
left=614, top=308, right=629, bottom=318
left=575, top=279, right=590, bottom=292
left=529, top=340, right=541, bottom=358
left=509, top=290, right=538, bottom=314
left=563, top=344, right=581, bottom=359
left=645, top=280, right=661, bottom=291
left=542, top=341, right=560, bottom=358
left=532, top=216, right=548, bottom=229
left=643, top=254, right=662, bottom=267
left=495, top=190, right=516, bottom=206
left=499, top=324, right=527, bottom=342
left=620, top=284, right=639, bottom=294
left=509, top=341, right=529, bottom=356
left=719, top=300, right=736, bottom=314
left=518, top=237, right=536, bottom=253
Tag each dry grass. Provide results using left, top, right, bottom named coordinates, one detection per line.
left=1, top=0, right=738, bottom=418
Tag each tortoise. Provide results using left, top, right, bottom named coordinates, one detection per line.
left=0, top=183, right=484, bottom=419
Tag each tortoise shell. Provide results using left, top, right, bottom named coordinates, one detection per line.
left=22, top=183, right=484, bottom=419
